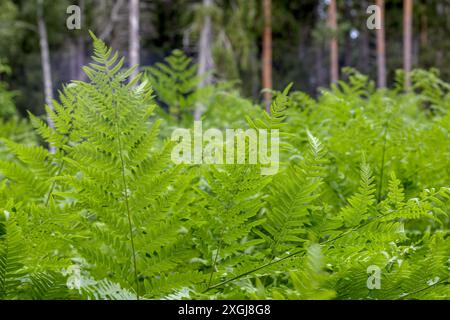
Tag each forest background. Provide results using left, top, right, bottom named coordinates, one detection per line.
left=0, top=0, right=448, bottom=117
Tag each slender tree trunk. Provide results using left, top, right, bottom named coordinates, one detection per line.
left=376, top=0, right=386, bottom=88
left=315, top=44, right=325, bottom=88
left=314, top=4, right=325, bottom=89
left=77, top=0, right=86, bottom=81
left=129, top=0, right=140, bottom=78
left=77, top=36, right=86, bottom=80
left=419, top=3, right=428, bottom=67
left=328, top=0, right=338, bottom=84
left=69, top=40, right=77, bottom=81
left=195, top=0, right=214, bottom=120
left=68, top=0, right=85, bottom=81
left=262, top=0, right=272, bottom=112
left=420, top=7, right=428, bottom=47
left=360, top=27, right=370, bottom=74
left=99, top=0, right=125, bottom=41
left=37, top=0, right=54, bottom=131
left=251, top=48, right=259, bottom=99
left=342, top=1, right=351, bottom=68
left=403, top=0, right=413, bottom=89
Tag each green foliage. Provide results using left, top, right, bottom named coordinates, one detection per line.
left=0, top=61, right=16, bottom=119
left=0, top=39, right=448, bottom=300
left=146, top=49, right=213, bottom=124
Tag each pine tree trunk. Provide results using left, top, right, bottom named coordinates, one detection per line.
left=403, top=0, right=413, bottom=89
left=195, top=0, right=214, bottom=120
left=376, top=0, right=386, bottom=88
left=37, top=0, right=54, bottom=130
left=328, top=0, right=338, bottom=84
left=129, top=0, right=140, bottom=78
left=262, top=0, right=272, bottom=112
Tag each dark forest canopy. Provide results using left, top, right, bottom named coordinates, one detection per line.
left=0, top=0, right=448, bottom=116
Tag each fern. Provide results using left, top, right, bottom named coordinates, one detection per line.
left=0, top=38, right=449, bottom=300
left=256, top=131, right=327, bottom=258
left=0, top=215, right=25, bottom=299
left=146, top=50, right=208, bottom=122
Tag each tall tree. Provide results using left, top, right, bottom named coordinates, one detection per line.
left=93, top=0, right=129, bottom=64
left=195, top=0, right=214, bottom=120
left=327, top=0, right=338, bottom=84
left=403, top=0, right=413, bottom=89
left=262, top=0, right=272, bottom=111
left=129, top=0, right=140, bottom=79
left=313, top=2, right=327, bottom=89
left=37, top=0, right=54, bottom=129
left=376, top=0, right=386, bottom=88
left=419, top=3, right=428, bottom=48
left=69, top=0, right=86, bottom=81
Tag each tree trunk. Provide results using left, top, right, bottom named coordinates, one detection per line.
left=342, top=1, right=351, bottom=68
left=195, top=0, right=214, bottom=120
left=315, top=44, right=325, bottom=89
left=77, top=0, right=86, bottom=81
left=420, top=7, right=428, bottom=47
left=419, top=3, right=428, bottom=68
left=376, top=0, right=386, bottom=88
left=403, top=0, right=413, bottom=89
left=360, top=27, right=370, bottom=75
left=129, top=0, right=140, bottom=79
left=76, top=36, right=86, bottom=80
left=37, top=0, right=54, bottom=130
left=359, top=0, right=370, bottom=75
left=262, top=0, right=272, bottom=112
left=328, top=0, right=338, bottom=84
left=69, top=1, right=85, bottom=81
left=69, top=40, right=77, bottom=81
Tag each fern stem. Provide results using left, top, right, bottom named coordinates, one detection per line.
left=115, top=123, right=140, bottom=300
left=397, top=279, right=448, bottom=300
left=205, top=209, right=396, bottom=292
left=112, top=85, right=140, bottom=299
left=207, top=238, right=223, bottom=289
left=45, top=160, right=65, bottom=206
left=45, top=94, right=77, bottom=206
left=377, top=120, right=390, bottom=202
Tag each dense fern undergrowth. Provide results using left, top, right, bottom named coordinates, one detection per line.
left=0, top=35, right=449, bottom=300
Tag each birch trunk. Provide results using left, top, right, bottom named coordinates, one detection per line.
left=129, top=0, right=140, bottom=79
left=37, top=0, right=54, bottom=130
left=376, top=0, right=386, bottom=88
left=77, top=0, right=86, bottom=81
left=195, top=0, right=214, bottom=120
